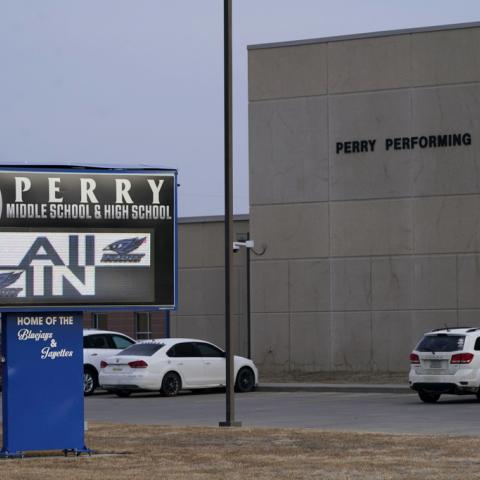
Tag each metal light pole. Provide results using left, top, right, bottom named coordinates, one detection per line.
left=246, top=235, right=251, bottom=359
left=219, top=0, right=240, bottom=428
left=234, top=235, right=255, bottom=359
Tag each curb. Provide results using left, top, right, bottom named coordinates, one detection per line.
left=257, top=383, right=412, bottom=394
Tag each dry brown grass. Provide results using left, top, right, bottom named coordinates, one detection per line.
left=1, top=423, right=480, bottom=479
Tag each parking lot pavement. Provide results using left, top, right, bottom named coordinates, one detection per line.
left=78, top=390, right=480, bottom=436
left=257, top=382, right=410, bottom=394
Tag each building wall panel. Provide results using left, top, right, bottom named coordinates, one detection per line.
left=249, top=97, right=329, bottom=205
left=411, top=28, right=480, bottom=86
left=251, top=203, right=330, bottom=260
left=249, top=44, right=328, bottom=101
left=327, top=35, right=411, bottom=93
left=331, top=199, right=413, bottom=257
left=247, top=24, right=480, bottom=374
left=329, top=90, right=413, bottom=201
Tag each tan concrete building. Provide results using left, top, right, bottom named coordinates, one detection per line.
left=89, top=216, right=250, bottom=357
left=170, top=216, right=250, bottom=356
left=90, top=22, right=480, bottom=377
left=248, top=22, right=480, bottom=374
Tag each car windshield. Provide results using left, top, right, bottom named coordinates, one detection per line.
left=417, top=334, right=465, bottom=352
left=117, top=343, right=164, bottom=356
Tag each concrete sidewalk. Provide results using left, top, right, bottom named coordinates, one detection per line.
left=257, top=382, right=412, bottom=394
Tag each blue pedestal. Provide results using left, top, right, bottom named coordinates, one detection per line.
left=1, top=312, right=89, bottom=457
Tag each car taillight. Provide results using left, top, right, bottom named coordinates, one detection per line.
left=451, top=353, right=474, bottom=364
left=128, top=360, right=148, bottom=368
left=100, top=361, right=108, bottom=368
left=410, top=353, right=420, bottom=364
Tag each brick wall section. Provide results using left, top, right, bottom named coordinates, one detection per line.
left=82, top=311, right=167, bottom=339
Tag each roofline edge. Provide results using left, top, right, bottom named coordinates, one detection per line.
left=247, top=21, right=480, bottom=50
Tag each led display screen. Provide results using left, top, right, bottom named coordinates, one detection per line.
left=0, top=168, right=176, bottom=310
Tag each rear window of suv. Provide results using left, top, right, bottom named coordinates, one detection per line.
left=417, top=334, right=465, bottom=352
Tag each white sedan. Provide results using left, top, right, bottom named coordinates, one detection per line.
left=99, top=338, right=259, bottom=397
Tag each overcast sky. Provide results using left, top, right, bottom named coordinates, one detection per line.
left=1, top=1, right=480, bottom=217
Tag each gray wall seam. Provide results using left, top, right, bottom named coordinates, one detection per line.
left=249, top=80, right=480, bottom=103
left=248, top=308, right=468, bottom=314
left=408, top=31, right=416, bottom=286
left=456, top=254, right=460, bottom=326
left=249, top=253, right=480, bottom=263
left=369, top=257, right=374, bottom=369
left=252, top=192, right=480, bottom=208
left=327, top=43, right=334, bottom=371
left=179, top=216, right=249, bottom=224
left=287, top=260, right=291, bottom=372
left=178, top=266, right=245, bottom=271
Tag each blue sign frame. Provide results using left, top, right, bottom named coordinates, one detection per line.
left=1, top=311, right=89, bottom=457
left=0, top=165, right=178, bottom=457
left=0, top=166, right=178, bottom=312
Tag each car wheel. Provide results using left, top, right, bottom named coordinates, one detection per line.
left=83, top=367, right=98, bottom=396
left=161, top=372, right=181, bottom=397
left=418, top=390, right=441, bottom=403
left=235, top=367, right=255, bottom=393
left=115, top=390, right=132, bottom=398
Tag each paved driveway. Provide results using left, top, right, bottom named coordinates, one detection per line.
left=82, top=390, right=480, bottom=435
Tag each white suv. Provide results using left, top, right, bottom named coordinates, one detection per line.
left=409, top=327, right=480, bottom=403
left=83, top=329, right=135, bottom=395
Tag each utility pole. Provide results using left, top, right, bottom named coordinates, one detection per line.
left=219, top=0, right=240, bottom=428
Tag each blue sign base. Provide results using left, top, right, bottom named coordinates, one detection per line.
left=1, top=312, right=89, bottom=457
